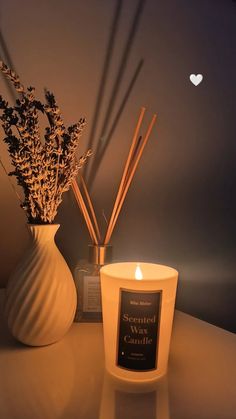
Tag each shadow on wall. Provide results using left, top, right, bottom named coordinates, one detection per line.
left=84, top=0, right=145, bottom=188
left=0, top=188, right=30, bottom=285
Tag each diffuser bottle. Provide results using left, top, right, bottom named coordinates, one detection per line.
left=74, top=245, right=112, bottom=322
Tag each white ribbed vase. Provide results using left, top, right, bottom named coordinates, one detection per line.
left=4, top=224, right=77, bottom=346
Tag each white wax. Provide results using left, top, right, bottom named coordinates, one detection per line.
left=100, top=262, right=178, bottom=382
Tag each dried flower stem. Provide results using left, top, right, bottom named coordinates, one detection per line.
left=0, top=155, right=23, bottom=204
left=0, top=61, right=25, bottom=94
left=0, top=61, right=89, bottom=224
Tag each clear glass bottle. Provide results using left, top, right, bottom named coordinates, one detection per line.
left=74, top=245, right=112, bottom=322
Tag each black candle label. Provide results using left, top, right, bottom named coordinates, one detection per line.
left=117, top=288, right=162, bottom=371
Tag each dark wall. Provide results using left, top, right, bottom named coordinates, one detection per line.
left=0, top=0, right=235, bottom=332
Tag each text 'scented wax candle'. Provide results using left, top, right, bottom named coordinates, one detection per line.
left=100, top=263, right=178, bottom=382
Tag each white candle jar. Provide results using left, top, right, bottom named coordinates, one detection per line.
left=100, top=262, right=178, bottom=382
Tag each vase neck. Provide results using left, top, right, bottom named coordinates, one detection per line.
left=29, top=224, right=60, bottom=244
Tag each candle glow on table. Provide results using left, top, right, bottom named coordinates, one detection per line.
left=100, top=262, right=178, bottom=382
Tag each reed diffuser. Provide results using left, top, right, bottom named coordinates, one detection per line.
left=73, top=107, right=157, bottom=322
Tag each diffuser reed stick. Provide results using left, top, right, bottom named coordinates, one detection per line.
left=72, top=107, right=157, bottom=246
left=72, top=180, right=98, bottom=244
left=103, top=107, right=146, bottom=244
left=105, top=113, right=157, bottom=244
left=78, top=173, right=102, bottom=242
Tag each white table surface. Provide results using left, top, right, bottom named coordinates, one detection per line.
left=0, top=289, right=235, bottom=419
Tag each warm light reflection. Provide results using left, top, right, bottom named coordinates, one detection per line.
left=135, top=264, right=143, bottom=280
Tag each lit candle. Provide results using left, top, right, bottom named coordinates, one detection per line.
left=100, top=262, right=178, bottom=382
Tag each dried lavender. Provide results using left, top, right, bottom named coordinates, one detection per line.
left=0, top=61, right=91, bottom=224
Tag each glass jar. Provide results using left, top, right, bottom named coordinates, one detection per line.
left=74, top=245, right=112, bottom=322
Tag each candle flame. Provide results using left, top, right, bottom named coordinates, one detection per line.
left=135, top=264, right=143, bottom=280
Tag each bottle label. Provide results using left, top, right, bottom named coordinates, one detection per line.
left=83, top=276, right=102, bottom=313
left=117, top=289, right=162, bottom=371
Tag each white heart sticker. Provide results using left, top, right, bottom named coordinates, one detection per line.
left=190, top=74, right=203, bottom=86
